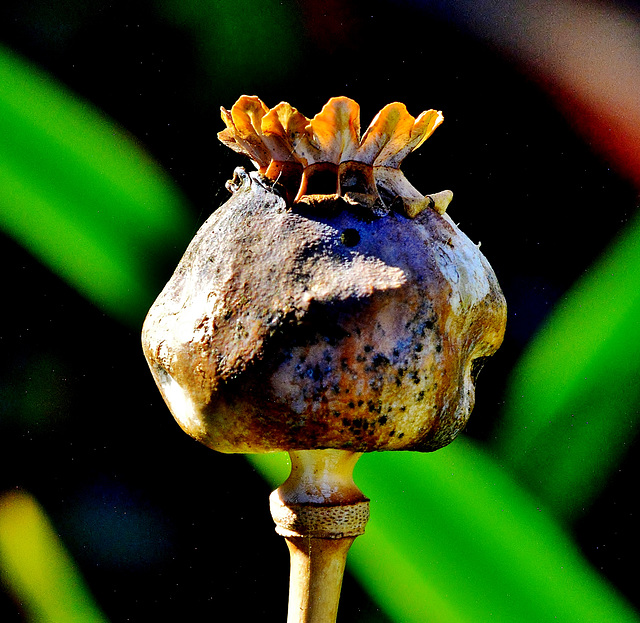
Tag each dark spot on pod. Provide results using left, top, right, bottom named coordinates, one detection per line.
left=378, top=415, right=388, bottom=425
left=372, top=353, right=390, bottom=368
left=306, top=365, right=323, bottom=382
left=340, top=228, right=361, bottom=247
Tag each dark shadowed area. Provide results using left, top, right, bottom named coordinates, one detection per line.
left=1, top=1, right=638, bottom=621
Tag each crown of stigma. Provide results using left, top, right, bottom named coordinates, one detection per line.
left=218, top=96, right=452, bottom=217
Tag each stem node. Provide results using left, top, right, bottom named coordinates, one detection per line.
left=269, top=449, right=369, bottom=623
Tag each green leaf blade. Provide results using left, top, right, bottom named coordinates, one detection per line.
left=496, top=212, right=640, bottom=517
left=0, top=44, right=193, bottom=324
left=0, top=491, right=110, bottom=623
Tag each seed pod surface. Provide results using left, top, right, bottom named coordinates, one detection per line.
left=141, top=96, right=506, bottom=454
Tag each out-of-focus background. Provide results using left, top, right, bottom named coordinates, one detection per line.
left=1, top=1, right=639, bottom=621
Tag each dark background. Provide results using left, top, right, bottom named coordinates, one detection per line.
left=1, top=0, right=638, bottom=620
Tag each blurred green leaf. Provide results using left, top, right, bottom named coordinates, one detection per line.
left=250, top=442, right=639, bottom=623
left=0, top=491, right=109, bottom=623
left=495, top=211, right=640, bottom=519
left=0, top=44, right=193, bottom=325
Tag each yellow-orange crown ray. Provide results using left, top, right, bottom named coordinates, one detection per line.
left=218, top=96, right=452, bottom=217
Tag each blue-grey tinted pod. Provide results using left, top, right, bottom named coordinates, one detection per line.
left=141, top=96, right=506, bottom=454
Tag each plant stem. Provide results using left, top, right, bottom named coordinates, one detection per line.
left=270, top=449, right=369, bottom=623
left=285, top=536, right=355, bottom=623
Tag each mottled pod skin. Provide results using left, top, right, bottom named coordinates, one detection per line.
left=141, top=96, right=506, bottom=455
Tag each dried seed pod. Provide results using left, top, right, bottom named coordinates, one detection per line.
left=141, top=96, right=507, bottom=623
left=142, top=97, right=505, bottom=455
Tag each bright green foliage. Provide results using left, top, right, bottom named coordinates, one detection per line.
left=495, top=212, right=640, bottom=520
left=0, top=491, right=109, bottom=623
left=0, top=44, right=192, bottom=325
left=249, top=444, right=639, bottom=623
